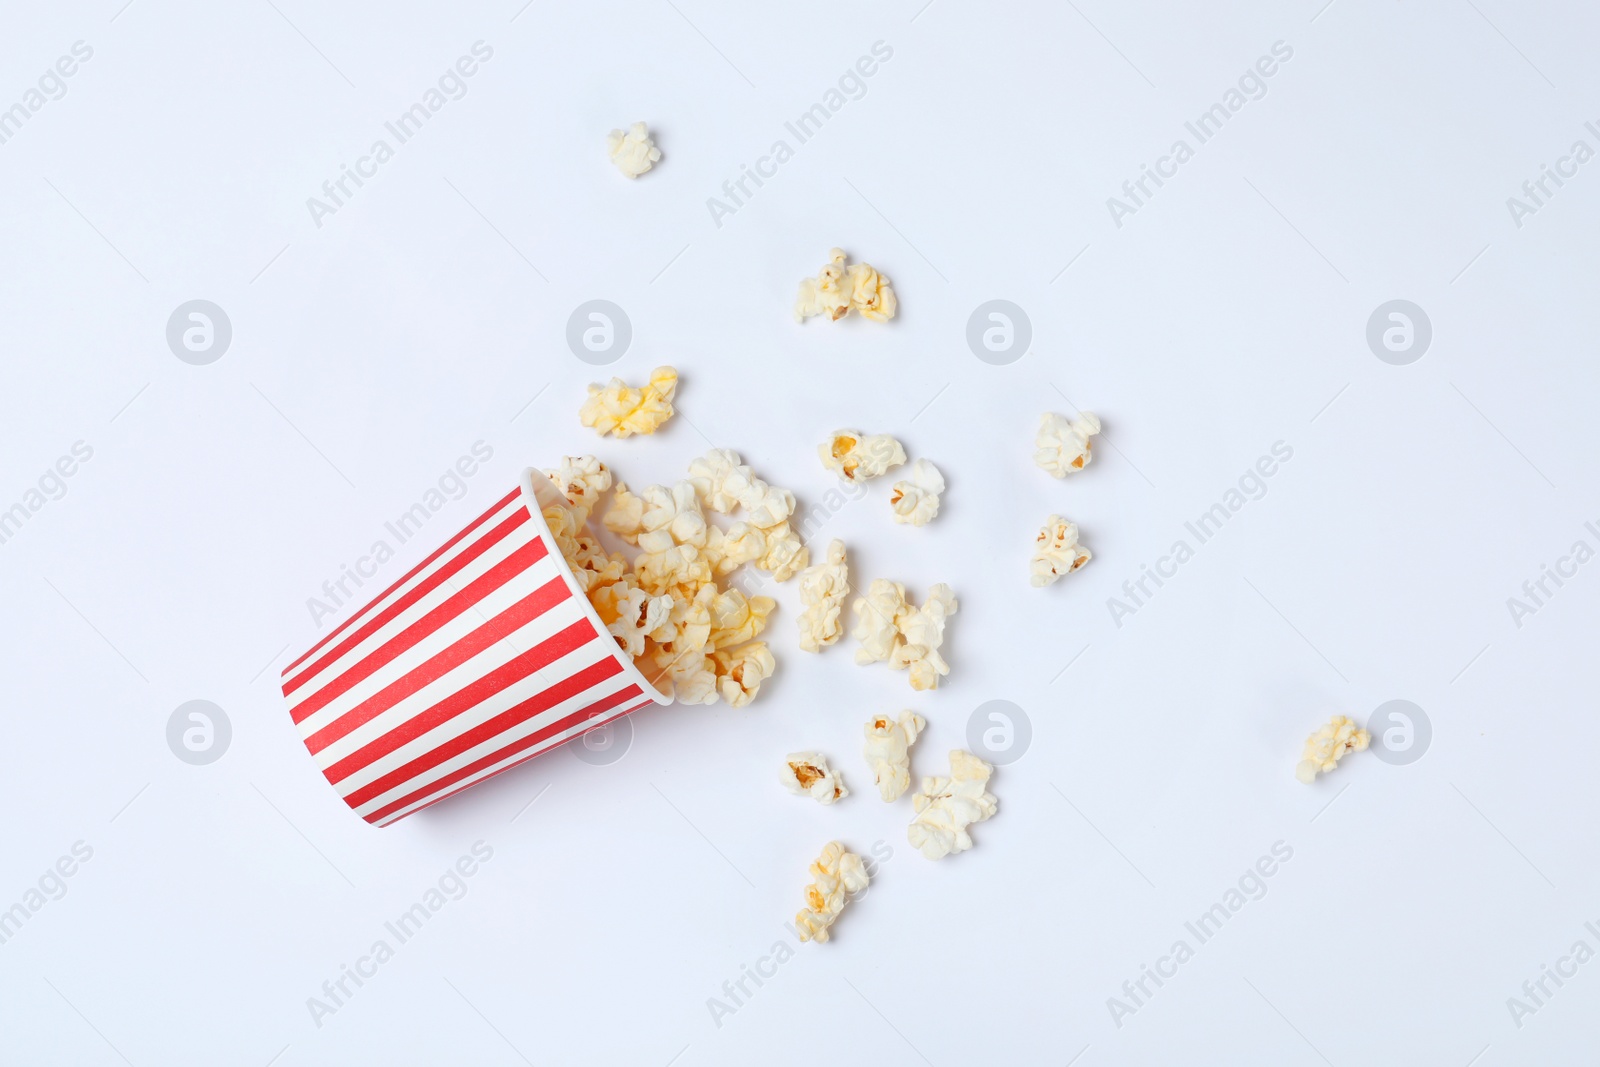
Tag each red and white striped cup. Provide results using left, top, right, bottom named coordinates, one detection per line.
left=280, top=469, right=671, bottom=826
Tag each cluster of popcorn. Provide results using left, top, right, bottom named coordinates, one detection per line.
left=852, top=579, right=958, bottom=691
left=793, top=841, right=870, bottom=943
left=606, top=121, right=661, bottom=178
left=794, top=248, right=897, bottom=323
left=1294, top=715, right=1371, bottom=783
left=783, top=716, right=995, bottom=943
left=1030, top=515, right=1091, bottom=588
left=542, top=447, right=807, bottom=708
left=908, top=750, right=999, bottom=860
left=580, top=366, right=679, bottom=438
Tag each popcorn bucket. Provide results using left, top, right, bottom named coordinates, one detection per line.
left=280, top=469, right=671, bottom=826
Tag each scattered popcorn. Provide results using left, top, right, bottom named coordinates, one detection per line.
left=793, top=841, right=870, bottom=943
left=1295, top=716, right=1371, bottom=783
left=712, top=641, right=775, bottom=707
left=605, top=121, right=661, bottom=178
left=794, top=248, right=897, bottom=324
left=1030, top=515, right=1091, bottom=587
left=908, top=750, right=998, bottom=860
left=781, top=753, right=849, bottom=804
left=580, top=366, right=678, bottom=438
left=1034, top=411, right=1101, bottom=477
left=863, top=711, right=925, bottom=803
left=544, top=446, right=808, bottom=707
left=819, top=430, right=906, bottom=484
left=797, top=539, right=850, bottom=653
left=889, top=460, right=944, bottom=526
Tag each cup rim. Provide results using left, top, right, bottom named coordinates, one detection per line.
left=517, top=467, right=674, bottom=707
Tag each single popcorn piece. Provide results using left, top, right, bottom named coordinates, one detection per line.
left=908, top=750, right=998, bottom=860
left=781, top=753, right=849, bottom=805
left=890, top=583, right=957, bottom=692
left=638, top=481, right=707, bottom=552
left=846, top=260, right=896, bottom=322
left=709, top=588, right=775, bottom=650
left=712, top=641, right=775, bottom=707
left=686, top=448, right=753, bottom=514
left=602, top=480, right=646, bottom=544
left=819, top=430, right=906, bottom=484
left=599, top=586, right=673, bottom=657
left=704, top=522, right=767, bottom=576
left=1034, top=411, right=1102, bottom=477
left=605, top=121, right=661, bottom=178
left=889, top=460, right=944, bottom=527
left=1030, top=515, right=1091, bottom=587
left=794, top=248, right=897, bottom=324
left=1295, top=715, right=1371, bottom=783
left=755, top=522, right=809, bottom=581
left=793, top=248, right=852, bottom=322
left=797, top=539, right=850, bottom=653
left=580, top=366, right=678, bottom=438
left=793, top=841, right=870, bottom=944
left=863, top=711, right=925, bottom=803
left=851, top=579, right=909, bottom=665
left=542, top=455, right=612, bottom=524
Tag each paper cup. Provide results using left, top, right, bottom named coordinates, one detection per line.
left=281, top=469, right=671, bottom=826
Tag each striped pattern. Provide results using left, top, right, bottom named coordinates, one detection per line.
left=282, top=483, right=661, bottom=826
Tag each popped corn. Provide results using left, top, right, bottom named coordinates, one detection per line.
left=908, top=750, right=998, bottom=860
left=545, top=447, right=808, bottom=708
left=1035, top=411, right=1101, bottom=477
left=793, top=248, right=852, bottom=322
left=781, top=753, right=849, bottom=805
left=580, top=366, right=678, bottom=438
left=794, top=248, right=897, bottom=324
left=797, top=539, right=850, bottom=653
left=1030, top=515, right=1091, bottom=587
left=542, top=456, right=613, bottom=524
left=1295, top=716, right=1371, bottom=783
left=888, top=459, right=944, bottom=526
left=851, top=579, right=909, bottom=665
left=892, top=583, right=957, bottom=692
left=605, top=121, right=661, bottom=178
left=712, top=641, right=775, bottom=707
left=819, top=430, right=906, bottom=484
left=793, top=841, right=870, bottom=943
left=863, top=711, right=925, bottom=803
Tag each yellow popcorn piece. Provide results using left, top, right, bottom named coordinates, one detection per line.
left=793, top=841, right=869, bottom=943
left=1295, top=715, right=1371, bottom=783
left=712, top=641, right=775, bottom=707
left=580, top=366, right=678, bottom=438
left=819, top=430, right=906, bottom=484
left=888, top=459, right=944, bottom=527
left=863, top=710, right=924, bottom=803
left=1035, top=411, right=1101, bottom=477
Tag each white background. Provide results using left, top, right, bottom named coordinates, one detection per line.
left=2, top=0, right=1597, bottom=1063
